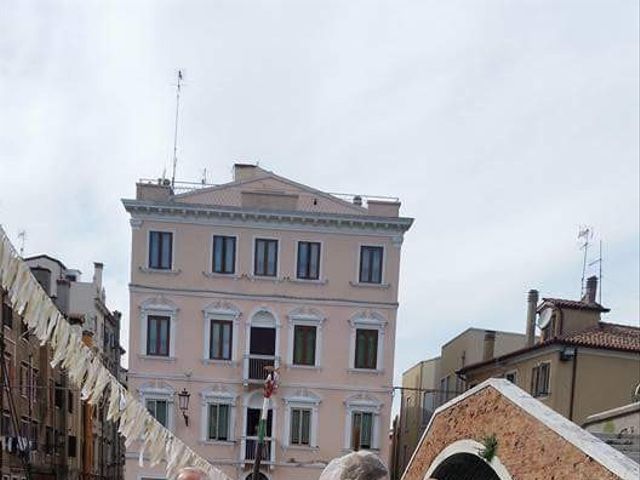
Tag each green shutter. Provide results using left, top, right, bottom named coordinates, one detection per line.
left=291, top=409, right=300, bottom=444
left=218, top=405, right=229, bottom=440
left=301, top=410, right=311, bottom=445
left=208, top=404, right=218, bottom=439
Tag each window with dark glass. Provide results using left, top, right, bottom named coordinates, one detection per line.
left=531, top=363, right=550, bottom=397
left=209, top=320, right=232, bottom=360
left=54, top=382, right=63, bottom=408
left=45, top=426, right=54, bottom=454
left=207, top=404, right=230, bottom=441
left=1, top=411, right=11, bottom=436
left=212, top=236, right=236, bottom=274
left=293, top=325, right=316, bottom=366
left=148, top=231, right=173, bottom=270
left=2, top=300, right=13, bottom=329
left=68, top=435, right=77, bottom=457
left=290, top=408, right=311, bottom=446
left=359, top=246, right=383, bottom=284
left=68, top=391, right=74, bottom=413
left=354, top=329, right=378, bottom=370
left=31, top=421, right=39, bottom=450
left=146, top=399, right=168, bottom=427
left=146, top=315, right=170, bottom=357
left=297, top=242, right=321, bottom=280
left=351, top=411, right=373, bottom=450
left=254, top=239, right=278, bottom=277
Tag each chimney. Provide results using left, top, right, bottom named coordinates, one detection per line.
left=526, top=289, right=539, bottom=347
left=93, top=262, right=103, bottom=291
left=233, top=163, right=260, bottom=182
left=482, top=331, right=496, bottom=361
left=353, top=195, right=363, bottom=206
left=55, top=279, right=70, bottom=315
left=584, top=276, right=598, bottom=304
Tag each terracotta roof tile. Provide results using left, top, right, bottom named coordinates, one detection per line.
left=558, top=322, right=640, bottom=352
left=539, top=298, right=610, bottom=313
left=458, top=322, right=640, bottom=374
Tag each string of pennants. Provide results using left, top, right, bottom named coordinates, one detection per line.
left=0, top=226, right=231, bottom=480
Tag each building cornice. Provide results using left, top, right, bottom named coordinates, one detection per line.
left=121, top=199, right=413, bottom=234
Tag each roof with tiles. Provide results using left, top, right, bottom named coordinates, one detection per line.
left=538, top=297, right=611, bottom=313
left=458, top=321, right=640, bottom=373
left=562, top=322, right=640, bottom=351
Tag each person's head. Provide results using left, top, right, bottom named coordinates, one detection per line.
left=177, top=468, right=208, bottom=480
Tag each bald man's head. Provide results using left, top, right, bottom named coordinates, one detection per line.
left=176, top=468, right=208, bottom=480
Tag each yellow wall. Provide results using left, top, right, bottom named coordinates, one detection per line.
left=464, top=346, right=640, bottom=425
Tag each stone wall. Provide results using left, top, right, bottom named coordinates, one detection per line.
left=403, top=387, right=621, bottom=480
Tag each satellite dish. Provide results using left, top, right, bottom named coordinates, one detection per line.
left=538, top=308, right=553, bottom=329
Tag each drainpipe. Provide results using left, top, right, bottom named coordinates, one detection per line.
left=569, top=347, right=579, bottom=421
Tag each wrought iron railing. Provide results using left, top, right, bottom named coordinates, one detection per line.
left=243, top=436, right=274, bottom=463
left=243, top=354, right=278, bottom=382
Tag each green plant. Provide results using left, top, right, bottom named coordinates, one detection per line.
left=479, top=434, right=498, bottom=462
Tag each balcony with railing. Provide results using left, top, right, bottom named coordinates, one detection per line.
left=241, top=436, right=275, bottom=464
left=243, top=354, right=279, bottom=384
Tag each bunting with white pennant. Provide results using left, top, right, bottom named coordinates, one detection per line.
left=0, top=226, right=231, bottom=480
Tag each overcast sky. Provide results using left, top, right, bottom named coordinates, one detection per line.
left=1, top=1, right=638, bottom=416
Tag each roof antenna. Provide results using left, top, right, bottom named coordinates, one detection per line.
left=171, top=70, right=183, bottom=188
left=588, top=239, right=603, bottom=304
left=201, top=168, right=207, bottom=185
left=17, top=230, right=26, bottom=257
left=578, top=226, right=592, bottom=297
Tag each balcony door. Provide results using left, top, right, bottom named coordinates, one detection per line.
left=245, top=309, right=279, bottom=382
left=243, top=393, right=275, bottom=464
left=250, top=327, right=276, bottom=356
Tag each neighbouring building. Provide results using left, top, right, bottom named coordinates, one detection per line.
left=2, top=255, right=124, bottom=480
left=391, top=328, right=527, bottom=479
left=392, top=357, right=440, bottom=480
left=122, top=164, right=413, bottom=480
left=583, top=401, right=640, bottom=464
left=458, top=277, right=640, bottom=426
left=402, top=378, right=639, bottom=480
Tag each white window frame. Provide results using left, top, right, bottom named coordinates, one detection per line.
left=139, top=298, right=178, bottom=359
left=286, top=308, right=325, bottom=369
left=202, top=302, right=240, bottom=364
left=293, top=240, right=324, bottom=282
left=355, top=243, right=386, bottom=286
left=139, top=384, right=175, bottom=432
left=343, top=393, right=383, bottom=451
left=348, top=312, right=387, bottom=372
left=531, top=361, right=551, bottom=398
left=208, top=234, right=239, bottom=276
left=200, top=386, right=236, bottom=444
left=146, top=229, right=176, bottom=271
left=251, top=236, right=280, bottom=279
left=283, top=390, right=321, bottom=449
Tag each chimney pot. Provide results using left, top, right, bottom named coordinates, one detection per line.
left=526, top=289, right=539, bottom=347
left=585, top=276, right=598, bottom=304
left=482, top=330, right=496, bottom=361
left=93, top=262, right=104, bottom=291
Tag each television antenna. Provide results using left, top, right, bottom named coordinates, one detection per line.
left=171, top=70, right=183, bottom=188
left=578, top=226, right=603, bottom=303
left=588, top=239, right=603, bottom=304
left=17, top=230, right=26, bottom=257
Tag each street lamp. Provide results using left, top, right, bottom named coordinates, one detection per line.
left=177, top=388, right=191, bottom=426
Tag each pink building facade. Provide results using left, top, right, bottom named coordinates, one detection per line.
left=123, top=165, right=413, bottom=480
